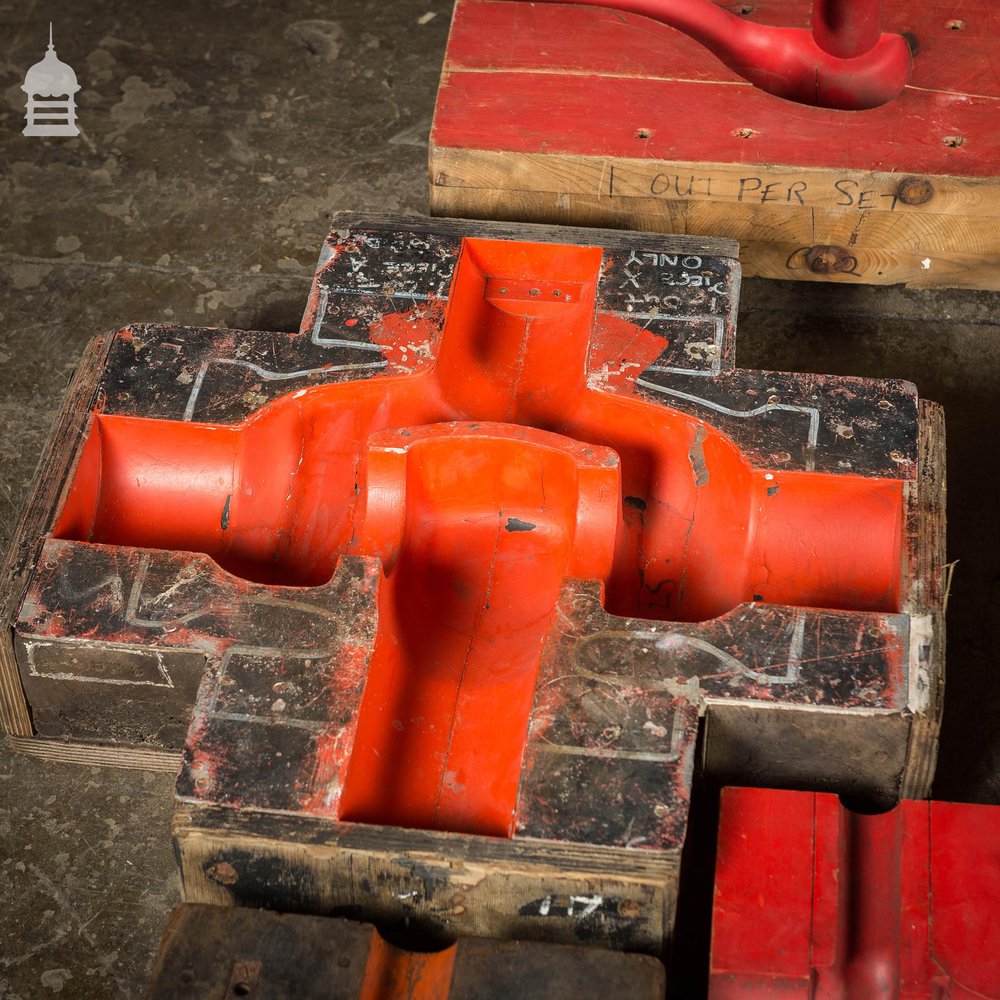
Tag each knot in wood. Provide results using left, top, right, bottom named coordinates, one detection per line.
left=804, top=245, right=857, bottom=275
left=895, top=176, right=934, bottom=206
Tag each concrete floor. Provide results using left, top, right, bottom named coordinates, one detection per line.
left=0, top=1, right=998, bottom=995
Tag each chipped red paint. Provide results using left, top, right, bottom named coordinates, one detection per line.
left=297, top=641, right=372, bottom=818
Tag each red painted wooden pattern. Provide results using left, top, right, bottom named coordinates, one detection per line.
left=434, top=1, right=1000, bottom=176
left=710, top=788, right=1000, bottom=998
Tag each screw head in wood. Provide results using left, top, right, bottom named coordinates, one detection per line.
left=896, top=176, right=934, bottom=206
left=205, top=860, right=239, bottom=885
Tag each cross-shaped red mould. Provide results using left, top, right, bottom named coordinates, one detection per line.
left=53, top=237, right=903, bottom=837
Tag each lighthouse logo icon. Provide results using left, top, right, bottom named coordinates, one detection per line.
left=21, top=24, right=80, bottom=137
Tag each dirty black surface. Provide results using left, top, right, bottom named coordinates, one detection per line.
left=0, top=0, right=999, bottom=996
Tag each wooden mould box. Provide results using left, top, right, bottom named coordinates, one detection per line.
left=430, top=0, right=1000, bottom=290
left=0, top=213, right=945, bottom=954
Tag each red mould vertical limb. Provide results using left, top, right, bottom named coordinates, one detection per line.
left=340, top=424, right=621, bottom=836
left=10, top=214, right=944, bottom=953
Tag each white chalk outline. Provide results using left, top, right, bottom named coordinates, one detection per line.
left=536, top=696, right=685, bottom=764
left=607, top=312, right=725, bottom=377
left=25, top=635, right=175, bottom=688
left=621, top=612, right=806, bottom=689
left=182, top=355, right=386, bottom=421
left=311, top=285, right=398, bottom=351
left=125, top=553, right=207, bottom=628
left=636, top=379, right=820, bottom=471
left=739, top=613, right=807, bottom=685
left=536, top=744, right=679, bottom=764
left=207, top=710, right=325, bottom=732
left=124, top=553, right=349, bottom=630
left=325, top=286, right=440, bottom=304
left=205, top=644, right=338, bottom=729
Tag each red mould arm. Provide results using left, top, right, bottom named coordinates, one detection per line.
left=503, top=0, right=911, bottom=110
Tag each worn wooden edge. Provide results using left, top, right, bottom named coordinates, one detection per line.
left=428, top=144, right=1000, bottom=220
left=899, top=400, right=947, bottom=800
left=173, top=809, right=679, bottom=957
left=739, top=243, right=1000, bottom=291
left=0, top=627, right=32, bottom=734
left=0, top=334, right=113, bottom=737
left=329, top=208, right=740, bottom=260
left=427, top=170, right=1000, bottom=251
left=173, top=804, right=680, bottom=878
left=430, top=181, right=1000, bottom=289
left=6, top=734, right=182, bottom=772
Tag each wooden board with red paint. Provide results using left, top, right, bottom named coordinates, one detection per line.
left=430, top=1, right=1000, bottom=289
left=709, top=789, right=1000, bottom=998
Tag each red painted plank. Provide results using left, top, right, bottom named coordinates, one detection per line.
left=435, top=70, right=999, bottom=175
left=898, top=803, right=936, bottom=997
left=709, top=790, right=1000, bottom=998
left=710, top=788, right=814, bottom=983
left=444, top=1, right=1000, bottom=94
left=929, top=801, right=1000, bottom=998
left=445, top=2, right=741, bottom=81
left=809, top=793, right=843, bottom=971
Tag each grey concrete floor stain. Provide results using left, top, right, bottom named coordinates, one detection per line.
left=0, top=0, right=999, bottom=995
left=0, top=755, right=177, bottom=997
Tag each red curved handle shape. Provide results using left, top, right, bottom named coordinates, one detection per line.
left=509, top=0, right=911, bottom=110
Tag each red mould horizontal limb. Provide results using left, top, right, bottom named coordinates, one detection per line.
left=5, top=214, right=945, bottom=953
left=54, top=233, right=904, bottom=619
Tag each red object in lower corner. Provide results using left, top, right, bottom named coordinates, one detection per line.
left=710, top=788, right=1000, bottom=998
